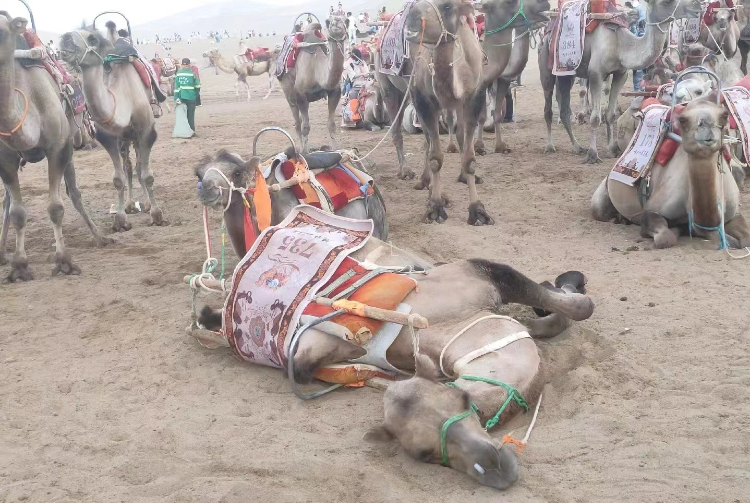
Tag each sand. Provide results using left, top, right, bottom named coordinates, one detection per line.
left=1, top=37, right=749, bottom=503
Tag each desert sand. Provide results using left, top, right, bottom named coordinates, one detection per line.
left=1, top=35, right=749, bottom=503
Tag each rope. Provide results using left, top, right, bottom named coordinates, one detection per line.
left=502, top=392, right=543, bottom=453
left=438, top=314, right=517, bottom=378
left=484, top=0, right=530, bottom=36
left=645, top=0, right=683, bottom=33
left=0, top=89, right=29, bottom=137
left=455, top=375, right=529, bottom=431
left=95, top=89, right=117, bottom=126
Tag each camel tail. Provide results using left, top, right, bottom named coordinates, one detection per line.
left=469, top=259, right=594, bottom=322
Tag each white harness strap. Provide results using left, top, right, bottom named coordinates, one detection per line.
left=452, top=331, right=531, bottom=376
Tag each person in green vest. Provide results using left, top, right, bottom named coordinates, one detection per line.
left=174, top=58, right=201, bottom=132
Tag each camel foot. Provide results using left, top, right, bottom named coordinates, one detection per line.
left=475, top=145, right=486, bottom=156
left=398, top=169, right=416, bottom=181
left=446, top=143, right=458, bottom=154
left=457, top=173, right=484, bottom=185
left=124, top=200, right=140, bottom=214
left=423, top=199, right=449, bottom=224
left=585, top=150, right=602, bottom=164
left=113, top=213, right=132, bottom=233
left=576, top=113, right=588, bottom=125
left=495, top=143, right=510, bottom=154
left=52, top=252, right=81, bottom=276
left=554, top=271, right=587, bottom=293
left=573, top=145, right=587, bottom=155
left=96, top=235, right=116, bottom=247
left=4, top=259, right=33, bottom=283
left=414, top=177, right=430, bottom=190
left=607, top=145, right=622, bottom=158
left=140, top=200, right=152, bottom=214
left=468, top=201, right=495, bottom=226
left=149, top=208, right=167, bottom=226
left=544, top=144, right=557, bottom=154
left=654, top=230, right=678, bottom=249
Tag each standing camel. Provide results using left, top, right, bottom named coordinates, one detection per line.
left=539, top=0, right=702, bottom=162
left=60, top=22, right=165, bottom=231
left=279, top=16, right=348, bottom=153
left=697, top=4, right=740, bottom=58
left=203, top=48, right=276, bottom=101
left=0, top=13, right=111, bottom=281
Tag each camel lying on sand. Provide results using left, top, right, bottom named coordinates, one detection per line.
left=203, top=48, right=277, bottom=101
left=0, top=13, right=111, bottom=281
left=592, top=99, right=750, bottom=249
left=192, top=149, right=596, bottom=490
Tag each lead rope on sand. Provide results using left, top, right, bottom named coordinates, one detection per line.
left=501, top=392, right=543, bottom=453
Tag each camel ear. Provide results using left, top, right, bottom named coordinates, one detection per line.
left=364, top=425, right=394, bottom=443
left=246, top=156, right=261, bottom=174
left=10, top=17, right=27, bottom=34
left=458, top=1, right=475, bottom=17
left=719, top=109, right=729, bottom=128
left=415, top=353, right=442, bottom=381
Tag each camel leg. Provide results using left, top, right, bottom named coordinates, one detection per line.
left=234, top=80, right=240, bottom=100
left=475, top=90, right=487, bottom=155
left=641, top=211, right=677, bottom=249
left=382, top=86, right=412, bottom=180
left=245, top=81, right=251, bottom=102
left=740, top=40, right=749, bottom=75
left=413, top=90, right=447, bottom=223
left=725, top=214, right=750, bottom=248
left=494, top=78, right=512, bottom=154
left=135, top=127, right=164, bottom=226
left=585, top=72, right=605, bottom=164
left=298, top=98, right=312, bottom=154
left=62, top=161, right=113, bottom=247
left=97, top=131, right=131, bottom=232
left=327, top=87, right=341, bottom=151
left=0, top=163, right=32, bottom=282
left=461, top=96, right=494, bottom=226
left=590, top=178, right=618, bottom=222
left=446, top=111, right=458, bottom=154
left=121, top=142, right=138, bottom=214
left=287, top=97, right=303, bottom=153
left=46, top=148, right=81, bottom=276
left=577, top=79, right=589, bottom=124
left=605, top=71, right=627, bottom=158
left=542, top=71, right=557, bottom=154
left=557, top=75, right=585, bottom=155
left=0, top=182, right=9, bottom=265
left=263, top=72, right=275, bottom=100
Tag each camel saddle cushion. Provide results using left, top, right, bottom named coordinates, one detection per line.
left=280, top=159, right=374, bottom=212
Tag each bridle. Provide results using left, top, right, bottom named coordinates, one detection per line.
left=201, top=166, right=250, bottom=214
left=419, top=0, right=459, bottom=47
left=483, top=0, right=532, bottom=37
left=645, top=0, right=684, bottom=33
left=62, top=30, right=104, bottom=70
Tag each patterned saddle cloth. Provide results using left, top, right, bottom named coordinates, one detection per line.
left=274, top=29, right=327, bottom=77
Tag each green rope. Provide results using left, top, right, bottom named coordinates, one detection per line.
left=219, top=223, right=227, bottom=280
left=102, top=55, right=130, bottom=65
left=440, top=409, right=474, bottom=466
left=458, top=375, right=529, bottom=431
left=483, top=0, right=530, bottom=37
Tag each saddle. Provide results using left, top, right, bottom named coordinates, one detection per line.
left=275, top=27, right=328, bottom=76
left=105, top=39, right=167, bottom=103
left=584, top=0, right=629, bottom=34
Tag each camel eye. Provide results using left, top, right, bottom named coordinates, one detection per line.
left=442, top=3, right=453, bottom=12
left=233, top=169, right=243, bottom=178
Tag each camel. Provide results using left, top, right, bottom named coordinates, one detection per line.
left=193, top=152, right=596, bottom=490
left=696, top=5, right=740, bottom=58
left=279, top=16, right=348, bottom=153
left=539, top=0, right=702, bottom=162
left=737, top=0, right=750, bottom=73
left=194, top=149, right=388, bottom=258
left=592, top=99, right=750, bottom=248
left=343, top=78, right=389, bottom=131
left=60, top=22, right=165, bottom=231
left=0, top=13, right=111, bottom=281
left=203, top=48, right=276, bottom=101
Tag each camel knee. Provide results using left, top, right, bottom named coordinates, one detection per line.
left=590, top=115, right=601, bottom=128
left=113, top=175, right=125, bottom=190
left=578, top=89, right=586, bottom=99
left=464, top=158, right=476, bottom=175
left=48, top=202, right=65, bottom=225
left=9, top=204, right=27, bottom=229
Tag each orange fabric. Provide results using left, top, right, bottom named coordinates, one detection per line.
left=349, top=98, right=361, bottom=121
left=313, top=364, right=395, bottom=384
left=254, top=169, right=272, bottom=231
left=303, top=256, right=416, bottom=337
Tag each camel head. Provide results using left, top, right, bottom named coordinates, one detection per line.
left=194, top=150, right=260, bottom=211
left=711, top=6, right=734, bottom=32
left=678, top=99, right=728, bottom=159
left=59, top=27, right=113, bottom=69
left=642, top=0, right=702, bottom=22
left=405, top=0, right=476, bottom=45
left=202, top=48, right=220, bottom=59
left=477, top=0, right=551, bottom=31
left=0, top=12, right=28, bottom=63
left=366, top=355, right=519, bottom=491
left=327, top=15, right=348, bottom=41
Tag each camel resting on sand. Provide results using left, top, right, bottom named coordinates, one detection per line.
left=193, top=151, right=596, bottom=490
left=0, top=13, right=111, bottom=281
left=592, top=99, right=750, bottom=249
left=203, top=48, right=276, bottom=101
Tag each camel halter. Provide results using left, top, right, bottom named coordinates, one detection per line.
left=645, top=0, right=684, bottom=33
left=67, top=30, right=105, bottom=69
left=421, top=0, right=460, bottom=47
left=483, top=0, right=532, bottom=37
left=0, top=89, right=29, bottom=137
left=94, top=89, right=117, bottom=126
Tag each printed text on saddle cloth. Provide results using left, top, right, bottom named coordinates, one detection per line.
left=224, top=207, right=372, bottom=369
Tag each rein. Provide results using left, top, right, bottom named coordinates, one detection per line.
left=95, top=88, right=118, bottom=125
left=0, top=89, right=29, bottom=137
left=484, top=0, right=531, bottom=37
left=68, top=30, right=105, bottom=69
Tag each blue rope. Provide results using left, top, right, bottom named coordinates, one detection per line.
left=688, top=199, right=730, bottom=250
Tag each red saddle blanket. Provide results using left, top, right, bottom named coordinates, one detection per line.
left=132, top=59, right=153, bottom=92
left=280, top=160, right=374, bottom=211
left=584, top=0, right=629, bottom=33
left=245, top=47, right=271, bottom=62
left=284, top=29, right=327, bottom=71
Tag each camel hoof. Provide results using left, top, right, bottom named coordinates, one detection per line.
left=475, top=145, right=486, bottom=156
left=607, top=146, right=622, bottom=158
left=576, top=113, right=588, bottom=125
left=468, top=202, right=495, bottom=226
left=654, top=230, right=678, bottom=249
left=447, top=143, right=459, bottom=154
left=585, top=150, right=602, bottom=164
left=398, top=169, right=416, bottom=181
left=52, top=252, right=81, bottom=276
left=96, top=236, right=117, bottom=247
left=495, top=144, right=510, bottom=154
left=113, top=214, right=132, bottom=233
left=423, top=200, right=449, bottom=223
left=555, top=271, right=587, bottom=294
left=563, top=293, right=596, bottom=321
left=149, top=208, right=167, bottom=226
left=124, top=201, right=140, bottom=214
left=4, top=260, right=33, bottom=283
left=544, top=144, right=557, bottom=154
left=573, top=146, right=587, bottom=155
left=457, top=174, right=484, bottom=185
left=414, top=177, right=430, bottom=190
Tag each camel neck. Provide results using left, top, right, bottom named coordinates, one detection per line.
left=80, top=64, right=116, bottom=124
left=501, top=30, right=530, bottom=78
left=0, top=58, right=21, bottom=131
left=215, top=53, right=236, bottom=73
left=687, top=151, right=722, bottom=230
left=325, top=39, right=346, bottom=89
left=480, top=22, right=516, bottom=83
left=619, top=8, right=669, bottom=69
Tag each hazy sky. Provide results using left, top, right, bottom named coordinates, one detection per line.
left=10, top=0, right=308, bottom=33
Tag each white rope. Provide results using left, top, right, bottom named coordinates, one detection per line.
left=438, top=314, right=518, bottom=378
left=645, top=0, right=682, bottom=33
left=718, top=155, right=750, bottom=259
left=521, top=392, right=543, bottom=444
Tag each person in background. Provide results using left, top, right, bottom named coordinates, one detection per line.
left=330, top=5, right=335, bottom=16
left=341, top=48, right=368, bottom=94
left=174, top=58, right=201, bottom=134
left=336, top=2, right=345, bottom=16
left=47, top=39, right=57, bottom=58
left=190, top=62, right=202, bottom=107
left=347, top=11, right=357, bottom=41
left=626, top=0, right=646, bottom=91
